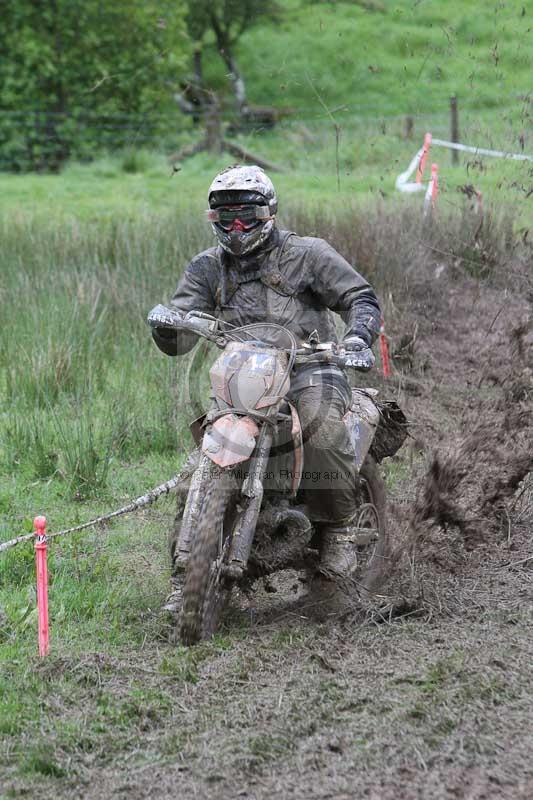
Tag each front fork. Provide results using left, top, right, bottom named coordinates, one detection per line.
left=177, top=427, right=273, bottom=578
left=225, top=426, right=273, bottom=579
left=176, top=452, right=211, bottom=564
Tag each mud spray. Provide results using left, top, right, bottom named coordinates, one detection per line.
left=378, top=277, right=532, bottom=621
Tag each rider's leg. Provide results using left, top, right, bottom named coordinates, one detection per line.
left=291, top=381, right=361, bottom=578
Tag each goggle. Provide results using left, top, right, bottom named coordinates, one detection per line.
left=207, top=204, right=272, bottom=231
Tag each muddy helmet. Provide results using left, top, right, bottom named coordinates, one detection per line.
left=207, top=165, right=277, bottom=257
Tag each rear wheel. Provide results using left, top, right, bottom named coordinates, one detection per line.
left=356, top=455, right=389, bottom=592
left=179, top=469, right=238, bottom=645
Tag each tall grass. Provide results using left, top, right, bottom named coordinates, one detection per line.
left=1, top=199, right=529, bottom=497
left=0, top=212, right=210, bottom=496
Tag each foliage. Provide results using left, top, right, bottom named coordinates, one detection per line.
left=186, top=0, right=279, bottom=47
left=0, top=0, right=189, bottom=170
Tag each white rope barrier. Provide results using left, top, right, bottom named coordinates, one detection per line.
left=395, top=132, right=533, bottom=202
left=0, top=472, right=188, bottom=554
left=395, top=145, right=426, bottom=193
left=431, top=137, right=533, bottom=162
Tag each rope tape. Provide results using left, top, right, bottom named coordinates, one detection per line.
left=0, top=472, right=188, bottom=554
left=396, top=133, right=533, bottom=195
left=431, top=137, right=533, bottom=162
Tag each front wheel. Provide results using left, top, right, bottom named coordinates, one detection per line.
left=356, top=455, right=389, bottom=592
left=179, top=468, right=238, bottom=645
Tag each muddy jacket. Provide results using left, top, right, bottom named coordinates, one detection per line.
left=153, top=228, right=381, bottom=360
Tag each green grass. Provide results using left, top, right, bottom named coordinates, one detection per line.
left=215, top=0, right=532, bottom=116
left=0, top=1, right=531, bottom=213
left=1, top=5, right=531, bottom=218
left=1, top=107, right=530, bottom=226
left=0, top=190, right=524, bottom=503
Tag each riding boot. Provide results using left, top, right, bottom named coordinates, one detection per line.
left=318, top=523, right=358, bottom=579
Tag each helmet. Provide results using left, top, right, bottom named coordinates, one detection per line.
left=207, top=165, right=277, bottom=257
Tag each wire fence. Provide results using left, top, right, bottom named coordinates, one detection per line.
left=0, top=109, right=185, bottom=171
left=0, top=98, right=530, bottom=172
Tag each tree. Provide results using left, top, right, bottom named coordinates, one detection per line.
left=182, top=0, right=280, bottom=115
left=0, top=0, right=189, bottom=169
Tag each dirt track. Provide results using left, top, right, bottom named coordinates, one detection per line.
left=5, top=273, right=533, bottom=800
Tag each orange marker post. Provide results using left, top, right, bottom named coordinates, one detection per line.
left=430, top=163, right=439, bottom=209
left=34, top=516, right=49, bottom=657
left=379, top=320, right=391, bottom=379
left=416, top=133, right=432, bottom=184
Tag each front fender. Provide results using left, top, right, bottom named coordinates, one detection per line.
left=202, top=414, right=260, bottom=468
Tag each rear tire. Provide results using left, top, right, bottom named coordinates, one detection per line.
left=357, top=455, right=389, bottom=592
left=179, top=469, right=238, bottom=645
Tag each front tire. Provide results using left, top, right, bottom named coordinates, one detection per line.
left=179, top=469, right=238, bottom=645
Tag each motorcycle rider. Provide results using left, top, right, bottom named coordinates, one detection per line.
left=151, top=165, right=381, bottom=588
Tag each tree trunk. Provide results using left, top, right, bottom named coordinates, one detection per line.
left=208, top=12, right=247, bottom=113
left=205, top=104, right=222, bottom=154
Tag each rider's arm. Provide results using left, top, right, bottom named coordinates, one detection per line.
left=152, top=252, right=217, bottom=356
left=310, top=240, right=381, bottom=347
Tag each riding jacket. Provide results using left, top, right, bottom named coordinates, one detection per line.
left=152, top=227, right=381, bottom=358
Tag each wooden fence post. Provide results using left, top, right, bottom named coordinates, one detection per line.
left=450, top=95, right=459, bottom=165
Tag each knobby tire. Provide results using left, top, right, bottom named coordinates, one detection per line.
left=179, top=468, right=237, bottom=646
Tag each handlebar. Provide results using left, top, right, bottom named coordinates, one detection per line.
left=147, top=305, right=375, bottom=371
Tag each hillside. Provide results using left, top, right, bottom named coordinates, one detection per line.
left=205, top=0, right=532, bottom=118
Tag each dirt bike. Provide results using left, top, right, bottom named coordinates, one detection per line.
left=148, top=305, right=406, bottom=645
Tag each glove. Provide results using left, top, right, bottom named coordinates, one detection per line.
left=147, top=304, right=183, bottom=330
left=342, top=335, right=369, bottom=352
left=344, top=348, right=375, bottom=371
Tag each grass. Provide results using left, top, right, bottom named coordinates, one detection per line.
left=2, top=613, right=531, bottom=795
left=1, top=106, right=530, bottom=230
left=204, top=0, right=532, bottom=117
left=0, top=187, right=526, bottom=505
left=1, top=191, right=524, bottom=491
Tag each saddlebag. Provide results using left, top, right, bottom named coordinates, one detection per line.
left=369, top=401, right=409, bottom=462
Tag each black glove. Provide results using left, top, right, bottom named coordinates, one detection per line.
left=156, top=327, right=176, bottom=340
left=343, top=349, right=375, bottom=371
left=341, top=336, right=375, bottom=371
